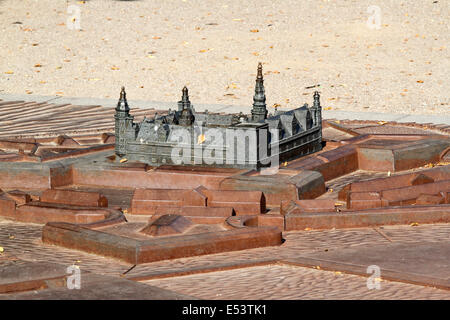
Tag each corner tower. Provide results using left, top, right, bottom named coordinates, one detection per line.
left=178, top=86, right=195, bottom=126
left=114, top=86, right=134, bottom=156
left=251, top=63, right=268, bottom=122
left=312, top=91, right=322, bottom=126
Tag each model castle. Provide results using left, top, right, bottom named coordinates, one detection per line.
left=114, top=63, right=322, bottom=169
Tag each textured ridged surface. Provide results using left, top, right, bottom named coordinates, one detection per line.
left=0, top=99, right=160, bottom=138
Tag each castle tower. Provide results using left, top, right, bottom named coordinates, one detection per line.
left=251, top=63, right=268, bottom=122
left=178, top=86, right=192, bottom=111
left=313, top=91, right=322, bottom=126
left=114, top=87, right=134, bottom=156
left=178, top=86, right=194, bottom=126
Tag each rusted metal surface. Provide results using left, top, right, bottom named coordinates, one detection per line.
left=2, top=219, right=450, bottom=298
left=0, top=99, right=158, bottom=139
left=285, top=205, right=450, bottom=231
left=42, top=221, right=282, bottom=264
left=130, top=187, right=264, bottom=215
left=0, top=98, right=449, bottom=268
left=40, top=189, right=108, bottom=207
left=140, top=215, right=194, bottom=236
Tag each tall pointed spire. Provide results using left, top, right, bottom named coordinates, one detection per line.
left=114, top=86, right=132, bottom=157
left=312, top=91, right=322, bottom=127
left=313, top=91, right=321, bottom=109
left=116, top=86, right=129, bottom=112
left=182, top=86, right=189, bottom=105
left=178, top=86, right=194, bottom=126
left=178, top=86, right=192, bottom=111
left=251, top=62, right=268, bottom=122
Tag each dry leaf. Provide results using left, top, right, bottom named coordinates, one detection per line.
left=34, top=64, right=42, bottom=67
left=120, top=158, right=128, bottom=163
left=410, top=222, right=419, bottom=226
left=197, top=134, right=206, bottom=144
left=4, top=71, right=14, bottom=74
left=250, top=29, right=259, bottom=33
left=416, top=80, right=424, bottom=83
left=378, top=121, right=387, bottom=125
left=111, top=66, right=119, bottom=70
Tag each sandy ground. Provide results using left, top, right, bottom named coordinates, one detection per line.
left=0, top=0, right=448, bottom=115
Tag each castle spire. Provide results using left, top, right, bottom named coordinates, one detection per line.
left=116, top=86, right=129, bottom=112
left=182, top=86, right=189, bottom=105
left=178, top=86, right=192, bottom=111
left=178, top=86, right=194, bottom=126
left=312, top=91, right=322, bottom=127
left=313, top=91, right=321, bottom=109
left=251, top=62, right=268, bottom=122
